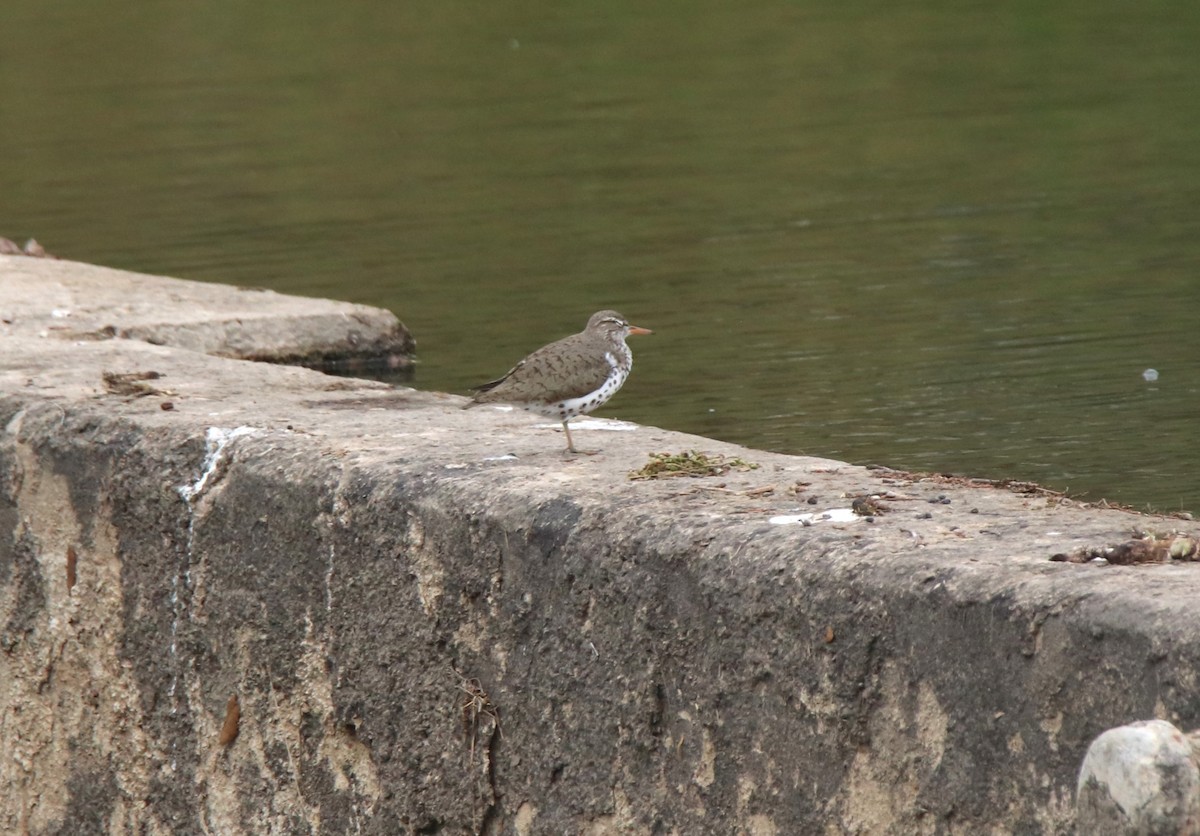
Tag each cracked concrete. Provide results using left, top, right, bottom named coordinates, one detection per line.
left=3, top=256, right=1200, bottom=833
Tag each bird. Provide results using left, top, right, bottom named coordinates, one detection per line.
left=462, top=310, right=652, bottom=454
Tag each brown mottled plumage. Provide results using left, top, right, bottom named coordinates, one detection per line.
left=463, top=310, right=652, bottom=453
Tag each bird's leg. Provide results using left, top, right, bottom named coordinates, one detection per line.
left=562, top=419, right=577, bottom=453
left=561, top=419, right=598, bottom=456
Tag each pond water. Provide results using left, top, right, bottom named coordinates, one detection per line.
left=4, top=2, right=1200, bottom=512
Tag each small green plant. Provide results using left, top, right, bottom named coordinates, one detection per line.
left=629, top=450, right=759, bottom=480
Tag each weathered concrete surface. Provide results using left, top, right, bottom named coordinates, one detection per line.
left=0, top=255, right=415, bottom=370
left=3, top=258, right=1200, bottom=834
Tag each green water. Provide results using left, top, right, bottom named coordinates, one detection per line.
left=4, top=2, right=1200, bottom=511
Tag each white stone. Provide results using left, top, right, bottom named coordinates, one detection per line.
left=1076, top=719, right=1200, bottom=834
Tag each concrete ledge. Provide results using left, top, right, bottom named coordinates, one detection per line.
left=0, top=255, right=415, bottom=371
left=3, top=259, right=1200, bottom=833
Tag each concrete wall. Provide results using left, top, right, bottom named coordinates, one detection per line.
left=4, top=256, right=1200, bottom=834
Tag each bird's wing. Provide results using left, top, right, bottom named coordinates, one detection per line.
left=470, top=334, right=613, bottom=404
left=469, top=362, right=523, bottom=395
left=517, top=342, right=614, bottom=400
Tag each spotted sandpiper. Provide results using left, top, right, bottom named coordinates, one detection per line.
left=463, top=310, right=652, bottom=454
